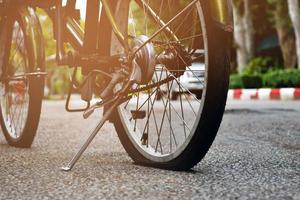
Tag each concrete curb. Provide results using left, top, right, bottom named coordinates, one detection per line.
left=228, top=88, right=300, bottom=100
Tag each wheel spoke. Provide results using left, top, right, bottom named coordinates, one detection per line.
left=155, top=80, right=185, bottom=145
left=141, top=85, right=162, bottom=150
left=128, top=66, right=165, bottom=119
left=175, top=51, right=206, bottom=86
left=155, top=71, right=178, bottom=145
left=133, top=0, right=199, bottom=55
left=166, top=98, right=193, bottom=133
left=168, top=71, right=201, bottom=104
left=133, top=90, right=140, bottom=131
left=153, top=70, right=178, bottom=152
left=135, top=0, right=179, bottom=41
left=178, top=81, right=187, bottom=138
left=152, top=34, right=203, bottom=46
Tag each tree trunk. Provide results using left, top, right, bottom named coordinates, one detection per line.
left=276, top=27, right=297, bottom=68
left=243, top=0, right=255, bottom=59
left=273, top=1, right=297, bottom=68
left=232, top=0, right=254, bottom=73
left=287, top=0, right=300, bottom=69
left=233, top=2, right=248, bottom=73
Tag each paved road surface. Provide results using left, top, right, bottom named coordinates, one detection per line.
left=0, top=100, right=299, bottom=199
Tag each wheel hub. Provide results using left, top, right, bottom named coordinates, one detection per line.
left=131, top=35, right=156, bottom=84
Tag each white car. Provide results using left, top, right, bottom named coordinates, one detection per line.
left=154, top=62, right=205, bottom=100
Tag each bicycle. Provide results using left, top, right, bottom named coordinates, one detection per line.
left=0, top=0, right=233, bottom=171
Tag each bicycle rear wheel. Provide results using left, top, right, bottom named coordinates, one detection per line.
left=0, top=7, right=45, bottom=147
left=111, top=0, right=231, bottom=170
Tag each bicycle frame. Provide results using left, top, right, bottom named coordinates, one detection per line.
left=53, top=0, right=122, bottom=67
left=52, top=0, right=179, bottom=67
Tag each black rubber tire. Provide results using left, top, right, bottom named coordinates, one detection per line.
left=0, top=8, right=45, bottom=148
left=112, top=0, right=231, bottom=170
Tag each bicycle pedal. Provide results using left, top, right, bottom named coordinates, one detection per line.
left=131, top=110, right=146, bottom=119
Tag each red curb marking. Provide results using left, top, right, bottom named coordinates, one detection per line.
left=230, top=88, right=300, bottom=100
left=270, top=89, right=280, bottom=100
left=251, top=90, right=259, bottom=100
left=294, top=88, right=300, bottom=100
left=233, top=89, right=242, bottom=99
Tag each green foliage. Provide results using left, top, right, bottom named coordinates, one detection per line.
left=36, top=8, right=56, bottom=57
left=263, top=69, right=300, bottom=88
left=229, top=74, right=243, bottom=89
left=241, top=74, right=263, bottom=88
left=53, top=79, right=66, bottom=95
left=231, top=57, right=272, bottom=89
left=232, top=69, right=300, bottom=89
left=230, top=74, right=263, bottom=89
left=242, top=56, right=300, bottom=89
left=232, top=55, right=299, bottom=88
left=243, top=57, right=275, bottom=75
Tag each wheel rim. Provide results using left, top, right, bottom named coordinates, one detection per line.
left=116, top=0, right=208, bottom=162
left=0, top=20, right=30, bottom=140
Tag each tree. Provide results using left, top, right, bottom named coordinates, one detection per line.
left=287, top=0, right=300, bottom=69
left=232, top=0, right=255, bottom=73
left=268, top=0, right=297, bottom=68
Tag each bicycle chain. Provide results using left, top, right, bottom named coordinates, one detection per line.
left=128, top=76, right=175, bottom=94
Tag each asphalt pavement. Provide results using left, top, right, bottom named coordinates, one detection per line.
left=0, top=99, right=299, bottom=200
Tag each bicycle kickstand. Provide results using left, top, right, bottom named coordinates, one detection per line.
left=61, top=96, right=123, bottom=171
